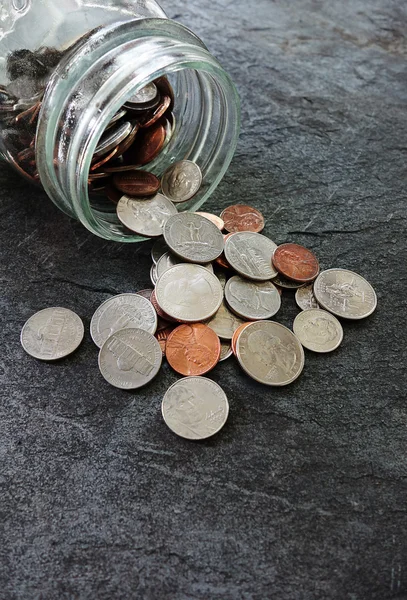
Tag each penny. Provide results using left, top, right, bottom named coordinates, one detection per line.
left=161, top=376, right=229, bottom=440
left=155, top=264, right=223, bottom=323
left=313, top=268, right=377, bottom=320
left=273, top=273, right=306, bottom=290
left=224, top=231, right=278, bottom=281
left=150, top=289, right=177, bottom=323
left=141, top=95, right=171, bottom=128
left=113, top=170, right=160, bottom=197
left=90, top=293, right=157, bottom=348
left=195, top=212, right=225, bottom=231
left=295, top=284, right=320, bottom=310
left=206, top=301, right=245, bottom=341
left=166, top=323, right=221, bottom=376
left=135, top=288, right=154, bottom=301
left=163, top=212, right=224, bottom=263
left=155, top=251, right=213, bottom=280
left=155, top=325, right=175, bottom=355
left=94, top=121, right=132, bottom=157
left=161, top=160, right=202, bottom=203
left=20, top=307, right=84, bottom=360
left=91, top=145, right=121, bottom=172
left=219, top=341, right=233, bottom=361
left=272, top=243, right=319, bottom=283
left=116, top=193, right=177, bottom=237
left=221, top=204, right=265, bottom=233
left=293, top=309, right=343, bottom=353
left=155, top=76, right=175, bottom=110
left=151, top=237, right=170, bottom=264
left=98, top=328, right=162, bottom=389
left=231, top=322, right=254, bottom=356
left=225, top=276, right=281, bottom=320
left=129, top=121, right=166, bottom=165
left=236, top=321, right=305, bottom=386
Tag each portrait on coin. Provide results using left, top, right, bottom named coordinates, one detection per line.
left=247, top=329, right=298, bottom=381
left=165, top=384, right=224, bottom=437
left=302, top=315, right=338, bottom=346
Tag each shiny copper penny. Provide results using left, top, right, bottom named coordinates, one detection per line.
left=155, top=325, right=176, bottom=356
left=141, top=95, right=171, bottom=129
left=113, top=170, right=160, bottom=197
left=221, top=204, right=265, bottom=233
left=195, top=212, right=225, bottom=231
left=130, top=121, right=166, bottom=165
left=150, top=289, right=177, bottom=323
left=165, top=323, right=221, bottom=376
left=272, top=243, right=320, bottom=283
left=231, top=322, right=254, bottom=356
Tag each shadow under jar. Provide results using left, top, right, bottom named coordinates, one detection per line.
left=0, top=0, right=240, bottom=242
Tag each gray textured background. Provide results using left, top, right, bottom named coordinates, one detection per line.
left=1, top=0, right=406, bottom=598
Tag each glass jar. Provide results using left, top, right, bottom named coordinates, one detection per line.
left=0, top=0, right=240, bottom=241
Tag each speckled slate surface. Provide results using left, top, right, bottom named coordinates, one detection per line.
left=1, top=0, right=406, bottom=598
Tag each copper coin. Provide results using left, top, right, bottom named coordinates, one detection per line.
left=150, top=289, right=177, bottom=323
left=129, top=121, right=166, bottom=165
left=141, top=95, right=171, bottom=129
left=155, top=76, right=175, bottom=110
left=165, top=323, right=221, bottom=376
left=221, top=204, right=265, bottom=233
left=105, top=164, right=140, bottom=173
left=113, top=170, right=160, bottom=197
left=155, top=325, right=176, bottom=356
left=195, top=212, right=225, bottom=231
left=272, top=243, right=319, bottom=283
left=136, top=288, right=154, bottom=300
left=231, top=322, right=254, bottom=356
left=105, top=182, right=122, bottom=204
left=215, top=233, right=233, bottom=269
left=91, top=145, right=119, bottom=171
left=114, top=122, right=140, bottom=158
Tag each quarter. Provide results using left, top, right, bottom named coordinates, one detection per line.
left=163, top=212, right=224, bottom=263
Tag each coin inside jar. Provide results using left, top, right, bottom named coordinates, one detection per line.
left=94, top=121, right=133, bottom=157
left=272, top=243, right=320, bottom=283
left=293, top=309, right=343, bottom=353
left=166, top=323, right=221, bottom=376
left=163, top=212, right=224, bottom=264
left=225, top=276, right=281, bottom=320
left=221, top=204, right=265, bottom=233
left=112, top=170, right=160, bottom=197
left=224, top=231, right=278, bottom=281
left=161, top=160, right=202, bottom=203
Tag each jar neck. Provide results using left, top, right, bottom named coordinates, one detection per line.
left=36, top=18, right=240, bottom=242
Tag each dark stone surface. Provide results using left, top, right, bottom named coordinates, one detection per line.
left=1, top=0, right=406, bottom=598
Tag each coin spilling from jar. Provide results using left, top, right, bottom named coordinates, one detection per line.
left=20, top=196, right=377, bottom=440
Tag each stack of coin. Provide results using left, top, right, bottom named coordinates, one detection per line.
left=20, top=202, right=377, bottom=440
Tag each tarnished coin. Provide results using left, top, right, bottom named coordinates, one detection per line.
left=99, top=328, right=162, bottom=389
left=166, top=323, right=221, bottom=376
left=90, top=293, right=157, bottom=348
left=117, top=193, right=177, bottom=237
left=163, top=212, right=224, bottom=263
left=225, top=276, right=281, bottom=320
left=21, top=307, right=84, bottom=360
left=195, top=212, right=225, bottom=231
left=272, top=243, right=319, bottom=283
left=150, top=289, right=177, bottom=323
left=156, top=251, right=213, bottom=279
left=273, top=273, right=306, bottom=290
left=224, top=231, right=278, bottom=281
left=295, top=284, right=319, bottom=310
left=127, top=82, right=158, bottom=105
left=112, top=170, right=160, bottom=197
left=313, top=268, right=377, bottom=320
left=293, top=309, right=343, bottom=353
left=162, top=376, right=229, bottom=440
left=206, top=301, right=245, bottom=341
left=135, top=288, right=154, bottom=301
left=151, top=237, right=169, bottom=263
left=219, top=341, right=233, bottom=361
left=221, top=204, right=265, bottom=233
left=236, top=321, right=305, bottom=386
left=94, top=121, right=132, bottom=157
left=155, top=264, right=223, bottom=322
left=161, top=160, right=202, bottom=203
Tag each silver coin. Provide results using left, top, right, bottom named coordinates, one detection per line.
left=293, top=309, right=343, bottom=353
left=206, top=301, right=245, bottom=340
left=117, top=193, right=177, bottom=237
left=156, top=251, right=213, bottom=279
left=99, top=328, right=162, bottom=389
left=155, top=264, right=223, bottom=322
left=94, top=121, right=132, bottom=157
left=106, top=108, right=127, bottom=129
left=161, top=160, right=202, bottom=203
left=313, top=268, right=377, bottom=320
left=236, top=321, right=305, bottom=386
left=225, top=276, right=281, bottom=320
left=161, top=376, right=229, bottom=440
left=219, top=341, right=233, bottom=361
left=295, top=284, right=320, bottom=310
left=151, top=237, right=169, bottom=264
left=224, top=232, right=278, bottom=281
left=273, top=273, right=306, bottom=290
left=21, top=307, right=84, bottom=361
left=163, top=212, right=224, bottom=263
left=90, top=293, right=158, bottom=348
left=214, top=269, right=227, bottom=289
left=127, top=82, right=158, bottom=104
left=150, top=264, right=158, bottom=286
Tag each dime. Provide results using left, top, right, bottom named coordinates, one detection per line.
left=272, top=243, right=319, bottom=283
left=166, top=323, right=221, bottom=376
left=117, top=193, right=177, bottom=237
left=219, top=341, right=233, bottom=361
left=231, top=322, right=253, bottom=355
left=155, top=264, right=223, bottom=322
left=94, top=121, right=132, bottom=157
left=163, top=212, right=224, bottom=263
left=161, top=376, right=229, bottom=440
left=195, top=212, right=225, bottom=230
left=98, top=328, right=162, bottom=389
left=236, top=321, right=305, bottom=386
left=206, top=301, right=245, bottom=340
left=127, top=82, right=158, bottom=105
left=295, top=284, right=319, bottom=310
left=156, top=251, right=213, bottom=279
left=161, top=160, right=202, bottom=203
left=221, top=204, right=265, bottom=233
left=293, top=309, right=343, bottom=353
left=20, top=307, right=84, bottom=360
left=313, top=268, right=377, bottom=320
left=112, top=170, right=160, bottom=197
left=130, top=121, right=166, bottom=165
left=273, top=273, right=306, bottom=290
left=224, top=231, right=278, bottom=281
left=90, top=293, right=157, bottom=348
left=225, top=276, right=281, bottom=320
left=151, top=237, right=170, bottom=264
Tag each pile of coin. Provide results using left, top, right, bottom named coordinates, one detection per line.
left=20, top=202, right=377, bottom=441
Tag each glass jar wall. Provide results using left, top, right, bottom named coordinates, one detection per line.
left=0, top=1, right=240, bottom=241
